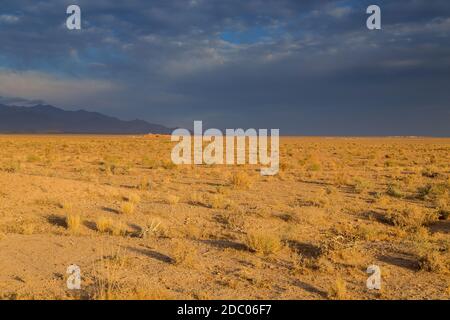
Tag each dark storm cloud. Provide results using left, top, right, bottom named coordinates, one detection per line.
left=0, top=0, right=449, bottom=135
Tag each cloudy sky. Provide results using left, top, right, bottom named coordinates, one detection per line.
left=0, top=0, right=449, bottom=135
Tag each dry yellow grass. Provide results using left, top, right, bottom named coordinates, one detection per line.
left=230, top=171, right=252, bottom=189
left=0, top=135, right=449, bottom=300
left=328, top=278, right=347, bottom=300
left=66, top=213, right=81, bottom=234
left=245, top=231, right=282, bottom=255
left=120, top=202, right=135, bottom=215
left=95, top=217, right=126, bottom=236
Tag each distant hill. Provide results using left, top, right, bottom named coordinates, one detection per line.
left=0, top=104, right=173, bottom=134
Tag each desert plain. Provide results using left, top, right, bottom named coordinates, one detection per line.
left=0, top=135, right=449, bottom=300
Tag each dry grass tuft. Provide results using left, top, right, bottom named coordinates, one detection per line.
left=418, top=251, right=449, bottom=274
left=206, top=194, right=230, bottom=209
left=245, top=231, right=282, bottom=255
left=127, top=193, right=141, bottom=204
left=121, top=202, right=135, bottom=215
left=138, top=176, right=151, bottom=191
left=91, top=249, right=127, bottom=300
left=384, top=205, right=436, bottom=230
left=60, top=201, right=74, bottom=212
left=170, top=240, right=196, bottom=266
left=328, top=277, right=347, bottom=300
left=96, top=217, right=126, bottom=236
left=386, top=184, right=403, bottom=198
left=230, top=171, right=252, bottom=189
left=139, top=218, right=163, bottom=239
left=66, top=213, right=81, bottom=234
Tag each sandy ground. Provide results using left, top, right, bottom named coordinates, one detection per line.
left=0, top=135, right=449, bottom=300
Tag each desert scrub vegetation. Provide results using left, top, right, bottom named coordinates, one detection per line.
left=20, top=222, right=36, bottom=235
left=352, top=177, right=371, bottom=194
left=121, top=202, right=135, bottom=215
left=245, top=231, right=282, bottom=255
left=328, top=277, right=348, bottom=300
left=416, top=183, right=449, bottom=201
left=139, top=218, right=163, bottom=239
left=66, top=213, right=81, bottom=234
left=126, top=193, right=141, bottom=204
left=1, top=160, right=21, bottom=173
left=59, top=201, right=74, bottom=212
left=189, top=188, right=231, bottom=207
left=1, top=136, right=449, bottom=300
left=170, top=240, right=196, bottom=266
left=418, top=251, right=449, bottom=274
left=90, top=249, right=128, bottom=300
left=205, top=194, right=230, bottom=209
left=386, top=184, right=403, bottom=198
left=295, top=189, right=329, bottom=208
left=422, top=166, right=440, bottom=178
left=95, top=217, right=126, bottom=236
left=384, top=205, right=437, bottom=231
left=137, top=176, right=151, bottom=191
left=230, top=171, right=252, bottom=189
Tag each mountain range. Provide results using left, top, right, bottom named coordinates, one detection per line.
left=0, top=104, right=173, bottom=134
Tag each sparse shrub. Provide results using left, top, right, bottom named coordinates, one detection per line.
left=96, top=217, right=126, bottom=236
left=34, top=197, right=58, bottom=207
left=110, top=220, right=127, bottom=236
left=386, top=184, right=403, bottom=198
left=66, top=213, right=81, bottom=234
left=170, top=240, right=195, bottom=266
left=307, top=162, right=321, bottom=172
left=230, top=171, right=252, bottom=189
left=96, top=216, right=111, bottom=233
left=142, top=156, right=158, bottom=169
left=245, top=231, right=281, bottom=255
left=2, top=160, right=21, bottom=173
left=353, top=178, right=370, bottom=194
left=297, top=190, right=328, bottom=208
left=161, top=160, right=176, bottom=170
left=384, top=205, right=436, bottom=230
left=422, top=167, right=439, bottom=178
left=121, top=202, right=135, bottom=215
left=416, top=183, right=448, bottom=201
left=328, top=277, right=347, bottom=300
left=102, top=162, right=117, bottom=175
left=418, top=251, right=449, bottom=274
left=127, top=193, right=141, bottom=204
left=60, top=201, right=73, bottom=212
left=20, top=223, right=35, bottom=235
left=206, top=194, right=229, bottom=209
left=139, top=219, right=162, bottom=239
left=138, top=176, right=151, bottom=191
left=91, top=249, right=126, bottom=300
